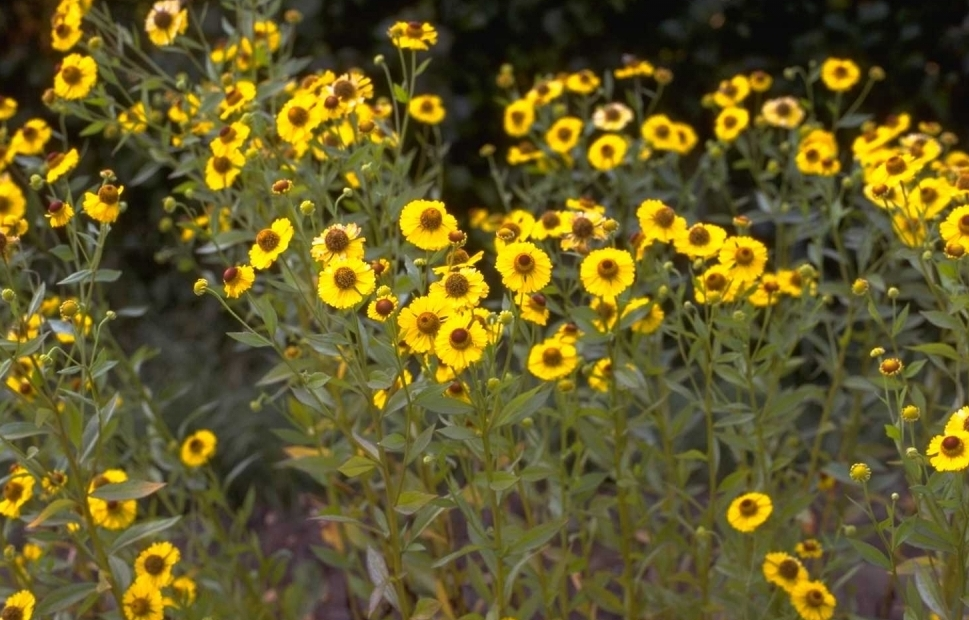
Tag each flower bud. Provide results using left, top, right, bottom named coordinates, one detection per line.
left=868, top=66, right=886, bottom=81
left=1, top=289, right=15, bottom=302
left=29, top=175, right=44, bottom=190
left=497, top=310, right=513, bottom=325
left=374, top=54, right=385, bottom=66
left=105, top=310, right=117, bottom=321
left=849, top=462, right=871, bottom=482
left=906, top=447, right=919, bottom=459
left=59, top=299, right=78, bottom=319
left=163, top=196, right=177, bottom=213
left=851, top=278, right=869, bottom=296
left=284, top=9, right=303, bottom=23
left=413, top=258, right=427, bottom=267
left=299, top=200, right=315, bottom=216
left=557, top=379, right=575, bottom=393
left=486, top=377, right=501, bottom=391
left=843, top=525, right=856, bottom=537
left=901, top=405, right=920, bottom=422
left=891, top=492, right=899, bottom=502
left=193, top=278, right=208, bottom=296
left=887, top=286, right=899, bottom=299
left=88, top=35, right=104, bottom=50
left=479, top=144, right=496, bottom=157
left=602, top=219, right=619, bottom=233
left=869, top=347, right=884, bottom=358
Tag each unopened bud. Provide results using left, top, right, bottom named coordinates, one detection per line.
left=193, top=278, right=208, bottom=296
left=105, top=310, right=117, bottom=321
left=901, top=405, right=920, bottom=422
left=851, top=278, right=869, bottom=296
left=374, top=55, right=385, bottom=66
left=163, top=196, right=177, bottom=213
left=497, top=310, right=513, bottom=325
left=486, top=377, right=501, bottom=391
left=29, top=175, right=44, bottom=190
left=479, top=144, right=496, bottom=157
left=870, top=347, right=885, bottom=358
left=299, top=200, right=315, bottom=215
left=557, top=379, right=575, bottom=393
left=868, top=66, right=886, bottom=81
left=59, top=299, right=78, bottom=319
left=887, top=286, right=899, bottom=299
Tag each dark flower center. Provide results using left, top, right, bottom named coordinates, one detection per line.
left=529, top=293, right=546, bottom=308
left=510, top=111, right=525, bottom=125
left=885, top=156, right=907, bottom=176
left=333, top=267, right=357, bottom=289
left=724, top=115, right=738, bottom=129
left=212, top=156, right=233, bottom=174
left=144, top=554, right=166, bottom=575
left=833, top=66, right=848, bottom=79
left=738, top=498, right=758, bottom=516
left=61, top=65, right=82, bottom=85
left=3, top=481, right=23, bottom=502
left=130, top=596, right=152, bottom=617
left=405, top=22, right=424, bottom=38
left=542, top=347, right=563, bottom=366
left=514, top=253, right=535, bottom=273
left=287, top=106, right=309, bottom=127
left=775, top=102, right=791, bottom=117
left=653, top=206, right=676, bottom=228
left=571, top=216, right=594, bottom=238
left=420, top=100, right=434, bottom=113
left=449, top=328, right=471, bottom=349
left=805, top=588, right=825, bottom=607
left=444, top=273, right=470, bottom=297
left=332, top=80, right=356, bottom=101
left=705, top=273, right=727, bottom=291
left=778, top=559, right=800, bottom=580
left=654, top=124, right=671, bottom=139
left=419, top=208, right=443, bottom=230
left=189, top=438, right=204, bottom=454
left=416, top=312, right=440, bottom=334
left=604, top=107, right=621, bottom=121
left=324, top=95, right=340, bottom=110
left=942, top=435, right=964, bottom=455
left=324, top=229, right=350, bottom=252
left=920, top=187, right=938, bottom=202
left=153, top=9, right=174, bottom=30
left=256, top=229, right=280, bottom=251
left=688, top=226, right=711, bottom=245
left=223, top=267, right=238, bottom=282
left=2, top=606, right=24, bottom=620
left=541, top=211, right=560, bottom=228
left=375, top=299, right=394, bottom=316
left=597, top=259, right=619, bottom=278
left=219, top=126, right=237, bottom=142
left=958, top=215, right=969, bottom=235
left=735, top=247, right=755, bottom=266
left=599, top=144, right=615, bottom=158
left=98, top=185, right=120, bottom=205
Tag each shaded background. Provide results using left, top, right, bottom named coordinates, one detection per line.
left=2, top=0, right=969, bottom=504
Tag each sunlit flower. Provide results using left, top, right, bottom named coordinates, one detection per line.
left=0, top=590, right=35, bottom=620
left=587, top=134, right=628, bottom=171
left=204, top=150, right=245, bottom=190
left=545, top=116, right=583, bottom=153
left=527, top=338, right=578, bottom=381
left=387, top=21, right=437, bottom=50
left=674, top=222, right=727, bottom=259
left=820, top=58, right=860, bottom=92
left=318, top=257, right=375, bottom=309
left=637, top=199, right=687, bottom=246
left=399, top=199, right=457, bottom=251
left=762, top=552, right=807, bottom=592
left=82, top=184, right=124, bottom=224
left=145, top=0, right=188, bottom=46
left=516, top=292, right=549, bottom=325
left=640, top=114, right=679, bottom=151
left=135, top=541, right=181, bottom=588
left=429, top=267, right=489, bottom=310
left=46, top=148, right=80, bottom=184
left=54, top=53, right=98, bottom=100
left=580, top=248, right=635, bottom=297
left=592, top=102, right=633, bottom=131
left=495, top=241, right=552, bottom=294
left=10, top=119, right=52, bottom=156
left=726, top=491, right=772, bottom=533
left=565, top=69, right=600, bottom=95
left=712, top=75, right=750, bottom=108
left=219, top=81, right=257, bottom=120
left=311, top=223, right=365, bottom=264
left=622, top=297, right=664, bottom=334
left=941, top=205, right=969, bottom=251
left=795, top=539, right=823, bottom=559
left=367, top=292, right=398, bottom=322
left=435, top=313, right=488, bottom=372
left=719, top=236, right=767, bottom=282
left=790, top=579, right=837, bottom=620
left=123, top=576, right=164, bottom=620
left=614, top=54, right=654, bottom=79
left=0, top=466, right=35, bottom=518
left=409, top=95, right=446, bottom=125
left=503, top=99, right=535, bottom=137
left=397, top=295, right=452, bottom=353
left=926, top=431, right=969, bottom=472
left=249, top=218, right=293, bottom=270
left=277, top=94, right=323, bottom=144
left=714, top=106, right=750, bottom=142
left=180, top=430, right=217, bottom=468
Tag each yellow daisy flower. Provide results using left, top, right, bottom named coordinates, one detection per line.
left=503, top=99, right=535, bottom=137
left=123, top=576, right=165, bottom=620
left=820, top=58, right=860, bottom=92
left=318, top=257, right=376, bottom=309
left=249, top=218, right=294, bottom=270
left=516, top=292, right=549, bottom=325
left=527, top=338, right=578, bottom=381
left=399, top=199, right=457, bottom=251
left=429, top=267, right=489, bottom=310
left=580, top=248, right=635, bottom=298
left=180, top=429, right=217, bottom=468
left=311, top=223, right=365, bottom=264
left=219, top=81, right=257, bottom=120
left=943, top=406, right=969, bottom=435
left=712, top=75, right=750, bottom=108
left=545, top=116, right=583, bottom=154
left=726, top=491, right=772, bottom=532
left=134, top=541, right=181, bottom=588
left=170, top=576, right=197, bottom=607
left=145, top=0, right=188, bottom=46
left=940, top=205, right=969, bottom=251
left=409, top=95, right=446, bottom=125
left=592, top=102, right=633, bottom=131
left=434, top=314, right=488, bottom=372
left=640, top=114, right=679, bottom=151
left=674, top=222, right=727, bottom=259
left=222, top=265, right=255, bottom=298
left=762, top=552, right=807, bottom=592
left=747, top=273, right=783, bottom=307
left=277, top=94, right=323, bottom=144
left=622, top=297, right=664, bottom=334
left=790, top=579, right=837, bottom=620
left=1, top=590, right=35, bottom=620
left=926, top=431, right=969, bottom=472
left=694, top=265, right=743, bottom=305
left=82, top=184, right=124, bottom=224
left=587, top=133, right=627, bottom=171
left=0, top=466, right=35, bottom=518
left=367, top=293, right=398, bottom=322
left=614, top=54, right=654, bottom=79
left=46, top=148, right=79, bottom=183
left=54, top=53, right=98, bottom=100
left=0, top=177, right=26, bottom=220
left=795, top=539, right=823, bottom=559
left=714, top=106, right=750, bottom=143
left=387, top=21, right=437, bottom=50
left=204, top=150, right=245, bottom=190
left=719, top=236, right=768, bottom=283
left=531, top=210, right=572, bottom=240
left=11, top=119, right=53, bottom=156
left=588, top=358, right=614, bottom=392
left=397, top=295, right=452, bottom=353
left=565, top=69, right=600, bottom=95
left=495, top=241, right=552, bottom=294
left=0, top=96, right=16, bottom=121
left=636, top=199, right=688, bottom=245
left=749, top=70, right=772, bottom=92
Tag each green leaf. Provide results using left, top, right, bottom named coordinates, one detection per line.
left=36, top=583, right=99, bottom=615
left=338, top=455, right=376, bottom=478
left=487, top=471, right=519, bottom=492
left=846, top=538, right=892, bottom=571
left=914, top=558, right=946, bottom=616
left=0, top=421, right=49, bottom=440
left=907, top=342, right=960, bottom=362
left=26, top=498, right=76, bottom=529
left=392, top=83, right=409, bottom=104
left=885, top=424, right=902, bottom=441
left=395, top=490, right=437, bottom=516
left=110, top=516, right=181, bottom=554
left=410, top=598, right=441, bottom=620
left=511, top=517, right=568, bottom=555
left=90, top=480, right=166, bottom=501
left=227, top=331, right=273, bottom=348
left=492, top=385, right=550, bottom=428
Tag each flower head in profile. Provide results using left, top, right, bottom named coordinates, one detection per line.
left=134, top=541, right=181, bottom=588
left=1, top=590, right=35, bottom=620
left=0, top=466, right=35, bottom=518
left=318, top=257, right=376, bottom=309
left=795, top=539, right=823, bottom=559
left=249, top=218, right=293, bottom=270
left=145, top=0, right=188, bottom=46
left=367, top=292, right=398, bottom=322
left=388, top=21, right=437, bottom=50
left=82, top=184, right=124, bottom=224
left=399, top=199, right=457, bottom=251
left=726, top=491, right=772, bottom=533
left=820, top=58, right=860, bottom=92
left=180, top=430, right=217, bottom=468
left=222, top=265, right=255, bottom=299
left=674, top=222, right=727, bottom=259
left=46, top=148, right=80, bottom=184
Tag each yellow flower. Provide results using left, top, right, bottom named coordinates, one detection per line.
left=531, top=210, right=572, bottom=240
left=219, top=81, right=257, bottom=120
left=714, top=106, right=750, bottom=142
left=123, top=576, right=165, bottom=620
left=614, top=55, right=654, bottom=79
left=1, top=590, right=35, bottom=620
left=222, top=265, right=255, bottom=299
left=311, top=223, right=365, bottom=264
left=941, top=205, right=969, bottom=251
left=399, top=199, right=458, bottom=251
left=503, top=99, right=535, bottom=137
left=868, top=154, right=919, bottom=188
left=588, top=358, right=614, bottom=392
left=526, top=79, right=564, bottom=106
left=89, top=494, right=137, bottom=530
left=434, top=313, right=488, bottom=372
left=749, top=70, right=772, bottom=92
left=592, top=102, right=633, bottom=132
left=119, top=102, right=149, bottom=134
left=0, top=96, right=16, bottom=121
left=878, top=357, right=903, bottom=376
left=397, top=295, right=452, bottom=353
left=42, top=469, right=68, bottom=495
left=694, top=265, right=743, bottom=304
left=134, top=541, right=181, bottom=588
left=367, top=293, right=398, bottom=322
left=674, top=222, right=727, bottom=259
left=905, top=177, right=952, bottom=219
left=327, top=70, right=373, bottom=109
left=0, top=176, right=26, bottom=220
left=795, top=539, right=823, bottom=559
left=587, top=134, right=627, bottom=171
left=145, top=0, right=188, bottom=46
left=637, top=199, right=687, bottom=246
left=943, top=406, right=969, bottom=435
left=249, top=218, right=293, bottom=270
left=580, top=248, right=635, bottom=298
left=429, top=267, right=489, bottom=310
left=387, top=21, right=438, bottom=50
left=820, top=58, right=860, bottom=92
left=210, top=122, right=250, bottom=157
left=10, top=119, right=53, bottom=156
left=790, top=580, right=837, bottom=620
left=726, top=492, right=772, bottom=533
left=204, top=150, right=245, bottom=190
left=54, top=53, right=98, bottom=100
left=762, top=552, right=807, bottom=592
left=719, top=236, right=768, bottom=283
left=82, top=184, right=124, bottom=224
left=565, top=69, right=600, bottom=95
left=927, top=431, right=969, bottom=472
left=516, top=292, right=549, bottom=326
left=46, top=148, right=79, bottom=183
left=409, top=95, right=446, bottom=125
left=318, top=257, right=376, bottom=309
left=672, top=122, right=698, bottom=155
left=495, top=242, right=552, bottom=294
left=712, top=75, right=750, bottom=107
left=849, top=462, right=871, bottom=482
left=527, top=339, right=578, bottom=381
left=0, top=467, right=35, bottom=518
left=640, top=114, right=679, bottom=151
left=561, top=210, right=607, bottom=253
left=545, top=116, right=583, bottom=154
left=277, top=94, right=323, bottom=144
left=747, top=273, right=783, bottom=307
left=170, top=576, right=197, bottom=607
left=180, top=430, right=217, bottom=468
left=622, top=297, right=664, bottom=334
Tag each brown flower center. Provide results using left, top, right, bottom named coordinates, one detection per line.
left=98, top=184, right=120, bottom=205
left=55, top=23, right=73, bottom=39
left=833, top=65, right=848, bottom=79
left=405, top=21, right=424, bottom=38
left=419, top=208, right=443, bottom=231
left=885, top=156, right=907, bottom=176
left=805, top=588, right=825, bottom=607
left=129, top=596, right=152, bottom=617
left=420, top=99, right=434, bottom=113
left=604, top=107, right=621, bottom=121
left=448, top=328, right=471, bottom=349
left=332, top=80, right=356, bottom=101
left=956, top=174, right=969, bottom=191
left=778, top=559, right=800, bottom=580
left=443, top=273, right=470, bottom=298
left=324, top=228, right=350, bottom=252
left=323, top=95, right=340, bottom=110
left=514, top=253, right=535, bottom=273
left=189, top=438, right=204, bottom=454
left=61, top=65, right=82, bottom=86
left=654, top=124, right=671, bottom=139
left=153, top=9, right=174, bottom=30
left=416, top=312, right=440, bottom=335
left=571, top=216, right=594, bottom=238
left=224, top=88, right=244, bottom=106
left=529, top=293, right=546, bottom=308
left=597, top=259, right=619, bottom=278
left=958, top=215, right=969, bottom=235
left=333, top=266, right=357, bottom=290
left=804, top=148, right=820, bottom=163
left=763, top=280, right=780, bottom=294
left=375, top=299, right=394, bottom=316
left=705, top=272, right=727, bottom=291
left=775, top=101, right=791, bottom=117
left=0, top=197, right=9, bottom=214
left=3, top=481, right=23, bottom=503
left=738, top=498, right=758, bottom=516
left=446, top=381, right=465, bottom=396
left=2, top=606, right=25, bottom=620
left=599, top=144, right=615, bottom=158
left=556, top=127, right=573, bottom=142
left=144, top=554, right=166, bottom=575
left=723, top=115, right=738, bottom=129
left=223, top=267, right=238, bottom=282
left=542, top=347, right=563, bottom=366
left=218, top=126, right=237, bottom=142
left=688, top=225, right=711, bottom=246
left=596, top=302, right=615, bottom=320
left=735, top=246, right=755, bottom=266
left=919, top=186, right=938, bottom=203
left=256, top=229, right=280, bottom=251
left=287, top=106, right=309, bottom=127
left=21, top=126, right=37, bottom=141
left=212, top=156, right=233, bottom=174
left=541, top=211, right=560, bottom=229
left=942, top=435, right=964, bottom=455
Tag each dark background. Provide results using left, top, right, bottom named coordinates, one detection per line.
left=2, top=0, right=969, bottom=503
